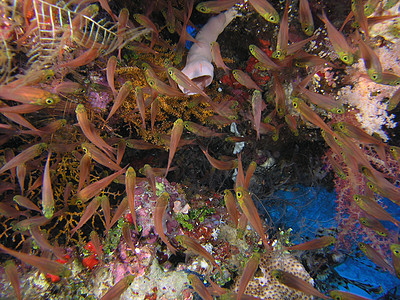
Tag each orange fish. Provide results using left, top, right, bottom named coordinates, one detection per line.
left=0, top=85, right=60, bottom=106
left=299, top=0, right=314, bottom=36
left=357, top=37, right=382, bottom=82
left=273, top=76, right=286, bottom=116
left=187, top=274, right=213, bottom=300
left=359, top=242, right=394, bottom=273
left=286, top=236, right=336, bottom=251
left=272, top=0, right=289, bottom=60
left=352, top=0, right=369, bottom=39
left=59, top=46, right=101, bottom=68
left=75, top=104, right=115, bottom=157
left=4, top=261, right=21, bottom=300
left=237, top=253, right=260, bottom=299
left=29, top=225, right=66, bottom=260
left=224, top=190, right=240, bottom=227
left=101, top=196, right=111, bottom=235
left=165, top=119, right=184, bottom=176
left=249, top=44, right=280, bottom=70
left=141, top=164, right=157, bottom=196
left=154, top=192, right=177, bottom=254
left=251, top=90, right=264, bottom=139
left=100, top=275, right=134, bottom=300
left=13, top=195, right=41, bottom=212
left=70, top=195, right=104, bottom=236
left=196, top=0, right=240, bottom=14
left=168, top=67, right=211, bottom=99
left=232, top=69, right=262, bottom=91
left=42, top=151, right=54, bottom=219
left=211, top=41, right=230, bottom=73
left=390, top=243, right=400, bottom=279
left=387, top=87, right=400, bottom=111
left=359, top=215, right=389, bottom=237
left=117, top=8, right=129, bottom=59
left=73, top=155, right=88, bottom=193
left=109, top=197, right=128, bottom=229
left=292, top=97, right=334, bottom=135
left=176, top=235, right=223, bottom=274
left=184, top=121, right=225, bottom=138
left=236, top=186, right=271, bottom=251
left=248, top=0, right=280, bottom=23
left=200, top=146, right=238, bottom=170
left=76, top=168, right=126, bottom=203
left=125, top=167, right=138, bottom=232
left=82, top=142, right=122, bottom=172
left=330, top=290, right=372, bottom=300
left=319, top=10, right=354, bottom=65
left=106, top=81, right=133, bottom=122
left=271, top=269, right=330, bottom=299
left=106, top=56, right=118, bottom=95
left=298, top=86, right=344, bottom=114
left=0, top=243, right=71, bottom=278
left=135, top=86, right=146, bottom=129
left=353, top=194, right=400, bottom=227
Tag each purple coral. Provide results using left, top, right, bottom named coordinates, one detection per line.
left=110, top=177, right=187, bottom=281
left=88, top=91, right=112, bottom=111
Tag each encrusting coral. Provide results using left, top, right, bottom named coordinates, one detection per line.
left=234, top=251, right=314, bottom=299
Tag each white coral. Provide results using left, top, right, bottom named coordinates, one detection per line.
left=339, top=44, right=400, bottom=141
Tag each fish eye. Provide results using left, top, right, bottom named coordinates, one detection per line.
left=372, top=74, right=378, bottom=80
left=237, top=191, right=242, bottom=198
left=269, top=16, right=275, bottom=22
left=45, top=98, right=54, bottom=105
left=367, top=182, right=375, bottom=190
left=336, top=108, right=344, bottom=114
left=342, top=55, right=348, bottom=61
left=395, top=250, right=400, bottom=254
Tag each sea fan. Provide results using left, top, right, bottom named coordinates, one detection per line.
left=24, top=0, right=148, bottom=69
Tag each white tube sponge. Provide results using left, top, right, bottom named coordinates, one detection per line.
left=179, top=8, right=238, bottom=95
